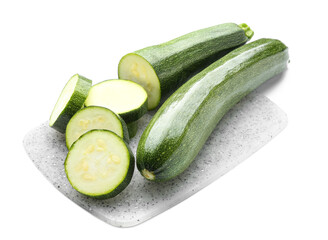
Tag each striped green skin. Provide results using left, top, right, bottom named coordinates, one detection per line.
left=49, top=74, right=92, bottom=133
left=137, top=38, right=289, bottom=181
left=65, top=129, right=135, bottom=199
left=121, top=23, right=253, bottom=104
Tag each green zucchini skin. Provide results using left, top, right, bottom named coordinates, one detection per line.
left=123, top=23, right=253, bottom=101
left=117, top=114, right=130, bottom=142
left=50, top=74, right=92, bottom=133
left=137, top=38, right=289, bottom=181
left=118, top=101, right=147, bottom=124
left=127, top=121, right=138, bottom=138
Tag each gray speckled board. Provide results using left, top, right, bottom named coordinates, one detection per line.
left=23, top=92, right=287, bottom=227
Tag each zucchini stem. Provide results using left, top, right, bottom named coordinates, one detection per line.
left=239, top=23, right=254, bottom=40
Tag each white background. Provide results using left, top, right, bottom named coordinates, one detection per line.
left=1, top=0, right=327, bottom=239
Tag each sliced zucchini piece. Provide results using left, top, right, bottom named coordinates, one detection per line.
left=65, top=129, right=134, bottom=199
left=127, top=121, right=138, bottom=138
left=65, top=106, right=129, bottom=149
left=84, top=79, right=148, bottom=123
left=118, top=54, right=160, bottom=110
left=49, top=74, right=92, bottom=133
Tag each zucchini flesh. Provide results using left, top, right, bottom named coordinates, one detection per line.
left=49, top=74, right=92, bottom=133
left=65, top=106, right=129, bottom=149
left=65, top=130, right=134, bottom=199
left=84, top=79, right=148, bottom=123
left=119, top=54, right=160, bottom=109
left=137, top=38, right=289, bottom=181
left=118, top=23, right=253, bottom=110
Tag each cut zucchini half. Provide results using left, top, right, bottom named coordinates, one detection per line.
left=65, top=129, right=135, bottom=199
left=65, top=106, right=129, bottom=149
left=127, top=120, right=138, bottom=138
left=49, top=74, right=92, bottom=133
left=118, top=23, right=253, bottom=110
left=84, top=79, right=148, bottom=123
left=118, top=54, right=160, bottom=110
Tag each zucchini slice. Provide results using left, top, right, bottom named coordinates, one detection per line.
left=65, top=106, right=129, bottom=149
left=118, top=23, right=253, bottom=110
left=118, top=54, right=160, bottom=110
left=126, top=121, right=138, bottom=138
left=65, top=129, right=134, bottom=199
left=49, top=74, right=92, bottom=133
left=84, top=79, right=148, bottom=123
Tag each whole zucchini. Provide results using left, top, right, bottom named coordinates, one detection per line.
left=118, top=23, right=253, bottom=109
left=136, top=38, right=289, bottom=181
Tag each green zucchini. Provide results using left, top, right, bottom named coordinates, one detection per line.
left=118, top=23, right=253, bottom=110
left=49, top=74, right=92, bottom=133
left=65, top=106, right=129, bottom=149
left=65, top=129, right=134, bottom=199
left=137, top=38, right=289, bottom=181
left=84, top=79, right=148, bottom=123
left=126, top=121, right=138, bottom=138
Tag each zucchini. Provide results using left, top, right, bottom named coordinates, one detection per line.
left=84, top=79, right=148, bottom=123
left=65, top=106, right=129, bottom=149
left=118, top=23, right=253, bottom=109
left=49, top=74, right=92, bottom=133
left=137, top=38, right=289, bottom=181
left=126, top=121, right=138, bottom=138
left=65, top=129, right=134, bottom=199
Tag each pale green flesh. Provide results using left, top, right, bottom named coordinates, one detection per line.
left=65, top=107, right=124, bottom=149
left=49, top=75, right=79, bottom=125
left=85, top=79, right=148, bottom=115
left=118, top=54, right=160, bottom=110
left=65, top=131, right=129, bottom=196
